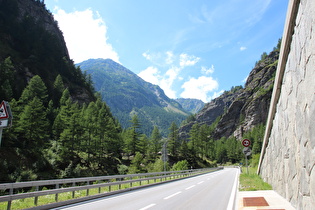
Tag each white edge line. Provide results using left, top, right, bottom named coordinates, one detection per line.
left=227, top=168, right=240, bottom=210
left=139, top=203, right=156, bottom=210
left=163, top=191, right=182, bottom=200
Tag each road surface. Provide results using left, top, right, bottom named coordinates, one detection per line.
left=54, top=168, right=239, bottom=210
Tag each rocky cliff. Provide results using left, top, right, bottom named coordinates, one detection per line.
left=179, top=48, right=279, bottom=140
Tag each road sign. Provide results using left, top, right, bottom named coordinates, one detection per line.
left=242, top=139, right=251, bottom=147
left=0, top=119, right=9, bottom=128
left=243, top=147, right=252, bottom=156
left=0, top=101, right=9, bottom=119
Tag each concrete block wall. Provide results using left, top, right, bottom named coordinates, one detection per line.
left=259, top=0, right=315, bottom=209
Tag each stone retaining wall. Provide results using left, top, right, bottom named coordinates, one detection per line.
left=259, top=0, right=315, bottom=209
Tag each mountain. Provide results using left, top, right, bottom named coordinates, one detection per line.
left=179, top=47, right=280, bottom=140
left=78, top=58, right=189, bottom=136
left=0, top=0, right=95, bottom=103
left=175, top=98, right=205, bottom=114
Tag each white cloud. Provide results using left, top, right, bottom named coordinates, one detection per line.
left=179, top=53, right=200, bottom=67
left=210, top=90, right=224, bottom=100
left=165, top=51, right=174, bottom=64
left=53, top=8, right=119, bottom=63
left=159, top=66, right=181, bottom=98
left=180, top=76, right=219, bottom=102
left=142, top=52, right=152, bottom=61
left=140, top=51, right=212, bottom=100
left=201, top=65, right=215, bottom=75
left=242, top=76, right=248, bottom=83
left=240, top=46, right=247, bottom=51
left=138, top=66, right=160, bottom=85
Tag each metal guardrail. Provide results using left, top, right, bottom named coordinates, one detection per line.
left=0, top=167, right=222, bottom=210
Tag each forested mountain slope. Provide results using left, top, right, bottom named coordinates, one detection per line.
left=78, top=58, right=189, bottom=136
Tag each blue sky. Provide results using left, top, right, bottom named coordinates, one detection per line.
left=45, top=0, right=288, bottom=102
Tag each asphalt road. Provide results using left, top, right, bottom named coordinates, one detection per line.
left=55, top=168, right=239, bottom=210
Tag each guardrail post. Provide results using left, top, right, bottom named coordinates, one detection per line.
left=34, top=186, right=39, bottom=206
left=72, top=182, right=75, bottom=198
left=86, top=181, right=89, bottom=196
left=55, top=184, right=59, bottom=202
left=7, top=187, right=13, bottom=210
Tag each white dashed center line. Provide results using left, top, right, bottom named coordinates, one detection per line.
left=164, top=191, right=182, bottom=200
left=139, top=203, right=156, bottom=210
left=197, top=181, right=204, bottom=184
left=185, top=185, right=196, bottom=190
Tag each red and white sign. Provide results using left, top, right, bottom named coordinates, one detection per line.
left=0, top=101, right=9, bottom=119
left=242, top=139, right=251, bottom=147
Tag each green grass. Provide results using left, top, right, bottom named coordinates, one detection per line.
left=239, top=166, right=272, bottom=191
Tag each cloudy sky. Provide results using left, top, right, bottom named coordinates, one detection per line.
left=45, top=0, right=288, bottom=102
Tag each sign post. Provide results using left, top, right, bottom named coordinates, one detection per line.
left=242, top=139, right=251, bottom=174
left=0, top=101, right=13, bottom=146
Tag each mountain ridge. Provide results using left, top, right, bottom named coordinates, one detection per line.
left=78, top=58, right=189, bottom=136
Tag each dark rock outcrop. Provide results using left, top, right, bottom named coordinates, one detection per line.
left=179, top=49, right=279, bottom=140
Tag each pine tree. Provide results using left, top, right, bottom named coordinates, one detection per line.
left=16, top=97, right=49, bottom=150
left=188, top=123, right=200, bottom=155
left=150, top=126, right=162, bottom=157
left=53, top=74, right=65, bottom=106
left=19, top=75, right=48, bottom=106
left=0, top=57, right=15, bottom=100
left=168, top=122, right=179, bottom=156
left=126, top=114, right=141, bottom=155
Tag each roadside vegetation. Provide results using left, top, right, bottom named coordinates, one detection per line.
left=239, top=154, right=272, bottom=191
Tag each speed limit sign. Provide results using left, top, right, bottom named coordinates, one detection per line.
left=242, top=139, right=251, bottom=147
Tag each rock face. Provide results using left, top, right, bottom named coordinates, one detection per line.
left=259, top=0, right=315, bottom=209
left=179, top=49, right=279, bottom=140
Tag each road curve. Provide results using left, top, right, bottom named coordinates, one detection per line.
left=54, top=168, right=239, bottom=210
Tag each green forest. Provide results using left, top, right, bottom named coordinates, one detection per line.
left=0, top=59, right=265, bottom=183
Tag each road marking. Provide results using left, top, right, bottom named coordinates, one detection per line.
left=139, top=203, right=156, bottom=210
left=164, top=191, right=182, bottom=200
left=197, top=181, right=204, bottom=184
left=185, top=185, right=196, bottom=190
left=227, top=168, right=240, bottom=210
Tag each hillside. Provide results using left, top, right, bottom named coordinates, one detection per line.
left=175, top=98, right=205, bottom=114
left=0, top=0, right=95, bottom=103
left=78, top=58, right=189, bottom=136
left=179, top=46, right=280, bottom=141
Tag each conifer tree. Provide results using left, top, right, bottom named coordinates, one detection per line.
left=168, top=122, right=179, bottom=156
left=16, top=97, right=49, bottom=150
left=150, top=126, right=162, bottom=158
left=19, top=75, right=48, bottom=106
left=0, top=57, right=15, bottom=100
left=125, top=115, right=141, bottom=155
left=53, top=74, right=65, bottom=106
